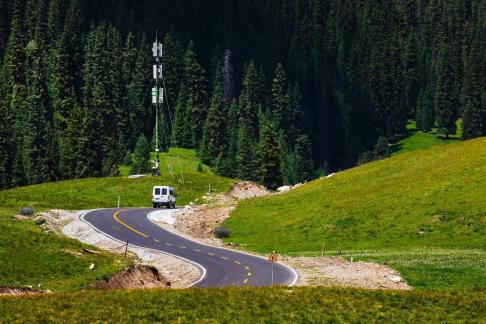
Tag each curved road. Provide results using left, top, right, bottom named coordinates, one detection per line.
left=83, top=208, right=298, bottom=288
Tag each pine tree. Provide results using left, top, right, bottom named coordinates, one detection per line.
left=162, top=33, right=183, bottom=136
left=23, top=8, right=55, bottom=184
left=416, top=86, right=435, bottom=132
left=461, top=38, right=483, bottom=140
left=235, top=123, right=257, bottom=181
left=200, top=65, right=228, bottom=165
left=215, top=99, right=238, bottom=177
left=294, top=134, right=314, bottom=183
left=0, top=0, right=24, bottom=188
left=435, top=45, right=458, bottom=137
left=130, top=134, right=151, bottom=175
left=372, top=136, right=392, bottom=160
left=172, top=82, right=193, bottom=148
left=238, top=61, right=264, bottom=139
left=257, top=114, right=282, bottom=189
left=271, top=63, right=291, bottom=130
left=183, top=41, right=208, bottom=148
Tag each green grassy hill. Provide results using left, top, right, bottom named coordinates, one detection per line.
left=225, top=137, right=486, bottom=289
left=392, top=120, right=462, bottom=155
left=0, top=150, right=235, bottom=291
left=1, top=287, right=485, bottom=322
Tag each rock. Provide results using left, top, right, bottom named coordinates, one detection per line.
left=389, top=275, right=402, bottom=283
left=277, top=185, right=292, bottom=193
left=128, top=174, right=146, bottom=179
left=326, top=173, right=336, bottom=178
left=292, top=183, right=303, bottom=189
left=83, top=248, right=101, bottom=254
left=89, top=263, right=95, bottom=270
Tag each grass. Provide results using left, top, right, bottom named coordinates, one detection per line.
left=0, top=171, right=235, bottom=213
left=224, top=137, right=486, bottom=289
left=0, top=212, right=127, bottom=291
left=119, top=148, right=211, bottom=176
left=0, top=150, right=235, bottom=292
left=392, top=120, right=462, bottom=155
left=1, top=287, right=485, bottom=322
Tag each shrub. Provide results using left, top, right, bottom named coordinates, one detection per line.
left=19, top=207, right=34, bottom=216
left=213, top=226, right=230, bottom=238
left=34, top=217, right=46, bottom=226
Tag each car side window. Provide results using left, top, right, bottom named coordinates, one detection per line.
left=170, top=190, right=174, bottom=196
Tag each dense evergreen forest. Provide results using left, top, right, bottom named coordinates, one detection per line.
left=0, top=0, right=484, bottom=190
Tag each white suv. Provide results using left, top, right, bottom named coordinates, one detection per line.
left=152, top=186, right=176, bottom=208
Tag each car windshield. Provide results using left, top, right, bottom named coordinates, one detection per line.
left=154, top=188, right=160, bottom=195
left=162, top=189, right=167, bottom=195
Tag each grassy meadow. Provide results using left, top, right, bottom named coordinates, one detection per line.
left=225, top=137, right=486, bottom=289
left=0, top=211, right=127, bottom=291
left=392, top=120, right=462, bottom=155
left=1, top=287, right=485, bottom=322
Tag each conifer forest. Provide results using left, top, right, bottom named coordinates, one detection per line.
left=0, top=0, right=484, bottom=190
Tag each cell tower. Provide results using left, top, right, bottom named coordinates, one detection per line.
left=151, top=33, right=163, bottom=176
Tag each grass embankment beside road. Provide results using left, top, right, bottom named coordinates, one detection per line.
left=0, top=213, right=127, bottom=291
left=225, top=138, right=486, bottom=289
left=0, top=172, right=235, bottom=213
left=1, top=287, right=485, bottom=322
left=0, top=156, right=235, bottom=291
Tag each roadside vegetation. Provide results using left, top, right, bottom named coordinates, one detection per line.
left=225, top=138, right=486, bottom=289
left=0, top=211, right=127, bottom=291
left=0, top=171, right=235, bottom=214
left=1, top=287, right=485, bottom=322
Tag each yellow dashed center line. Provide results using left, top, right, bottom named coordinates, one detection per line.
left=112, top=210, right=257, bottom=285
left=113, top=210, right=148, bottom=238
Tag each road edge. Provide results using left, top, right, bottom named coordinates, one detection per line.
left=147, top=209, right=299, bottom=287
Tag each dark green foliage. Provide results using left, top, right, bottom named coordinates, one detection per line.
left=373, top=137, right=392, bottom=160
left=236, top=123, right=257, bottom=181
left=130, top=134, right=150, bottom=175
left=200, top=65, right=228, bottom=165
left=257, top=115, right=282, bottom=189
left=294, top=135, right=314, bottom=183
left=213, top=226, right=230, bottom=238
left=183, top=41, right=208, bottom=148
left=0, top=0, right=484, bottom=189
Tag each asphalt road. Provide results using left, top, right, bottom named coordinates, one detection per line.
left=82, top=208, right=298, bottom=288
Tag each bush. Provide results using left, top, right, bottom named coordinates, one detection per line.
left=213, top=226, right=230, bottom=238
left=34, top=217, right=46, bottom=226
left=19, top=207, right=34, bottom=216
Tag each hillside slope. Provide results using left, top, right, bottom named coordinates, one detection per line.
left=225, top=138, right=486, bottom=289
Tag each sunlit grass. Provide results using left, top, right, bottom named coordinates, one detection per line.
left=225, top=137, right=486, bottom=289
left=1, top=287, right=485, bottom=322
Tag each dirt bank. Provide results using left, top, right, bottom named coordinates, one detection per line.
left=37, top=210, right=200, bottom=289
left=92, top=265, right=170, bottom=290
left=162, top=182, right=270, bottom=245
left=0, top=287, right=50, bottom=296
left=285, top=256, right=410, bottom=290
